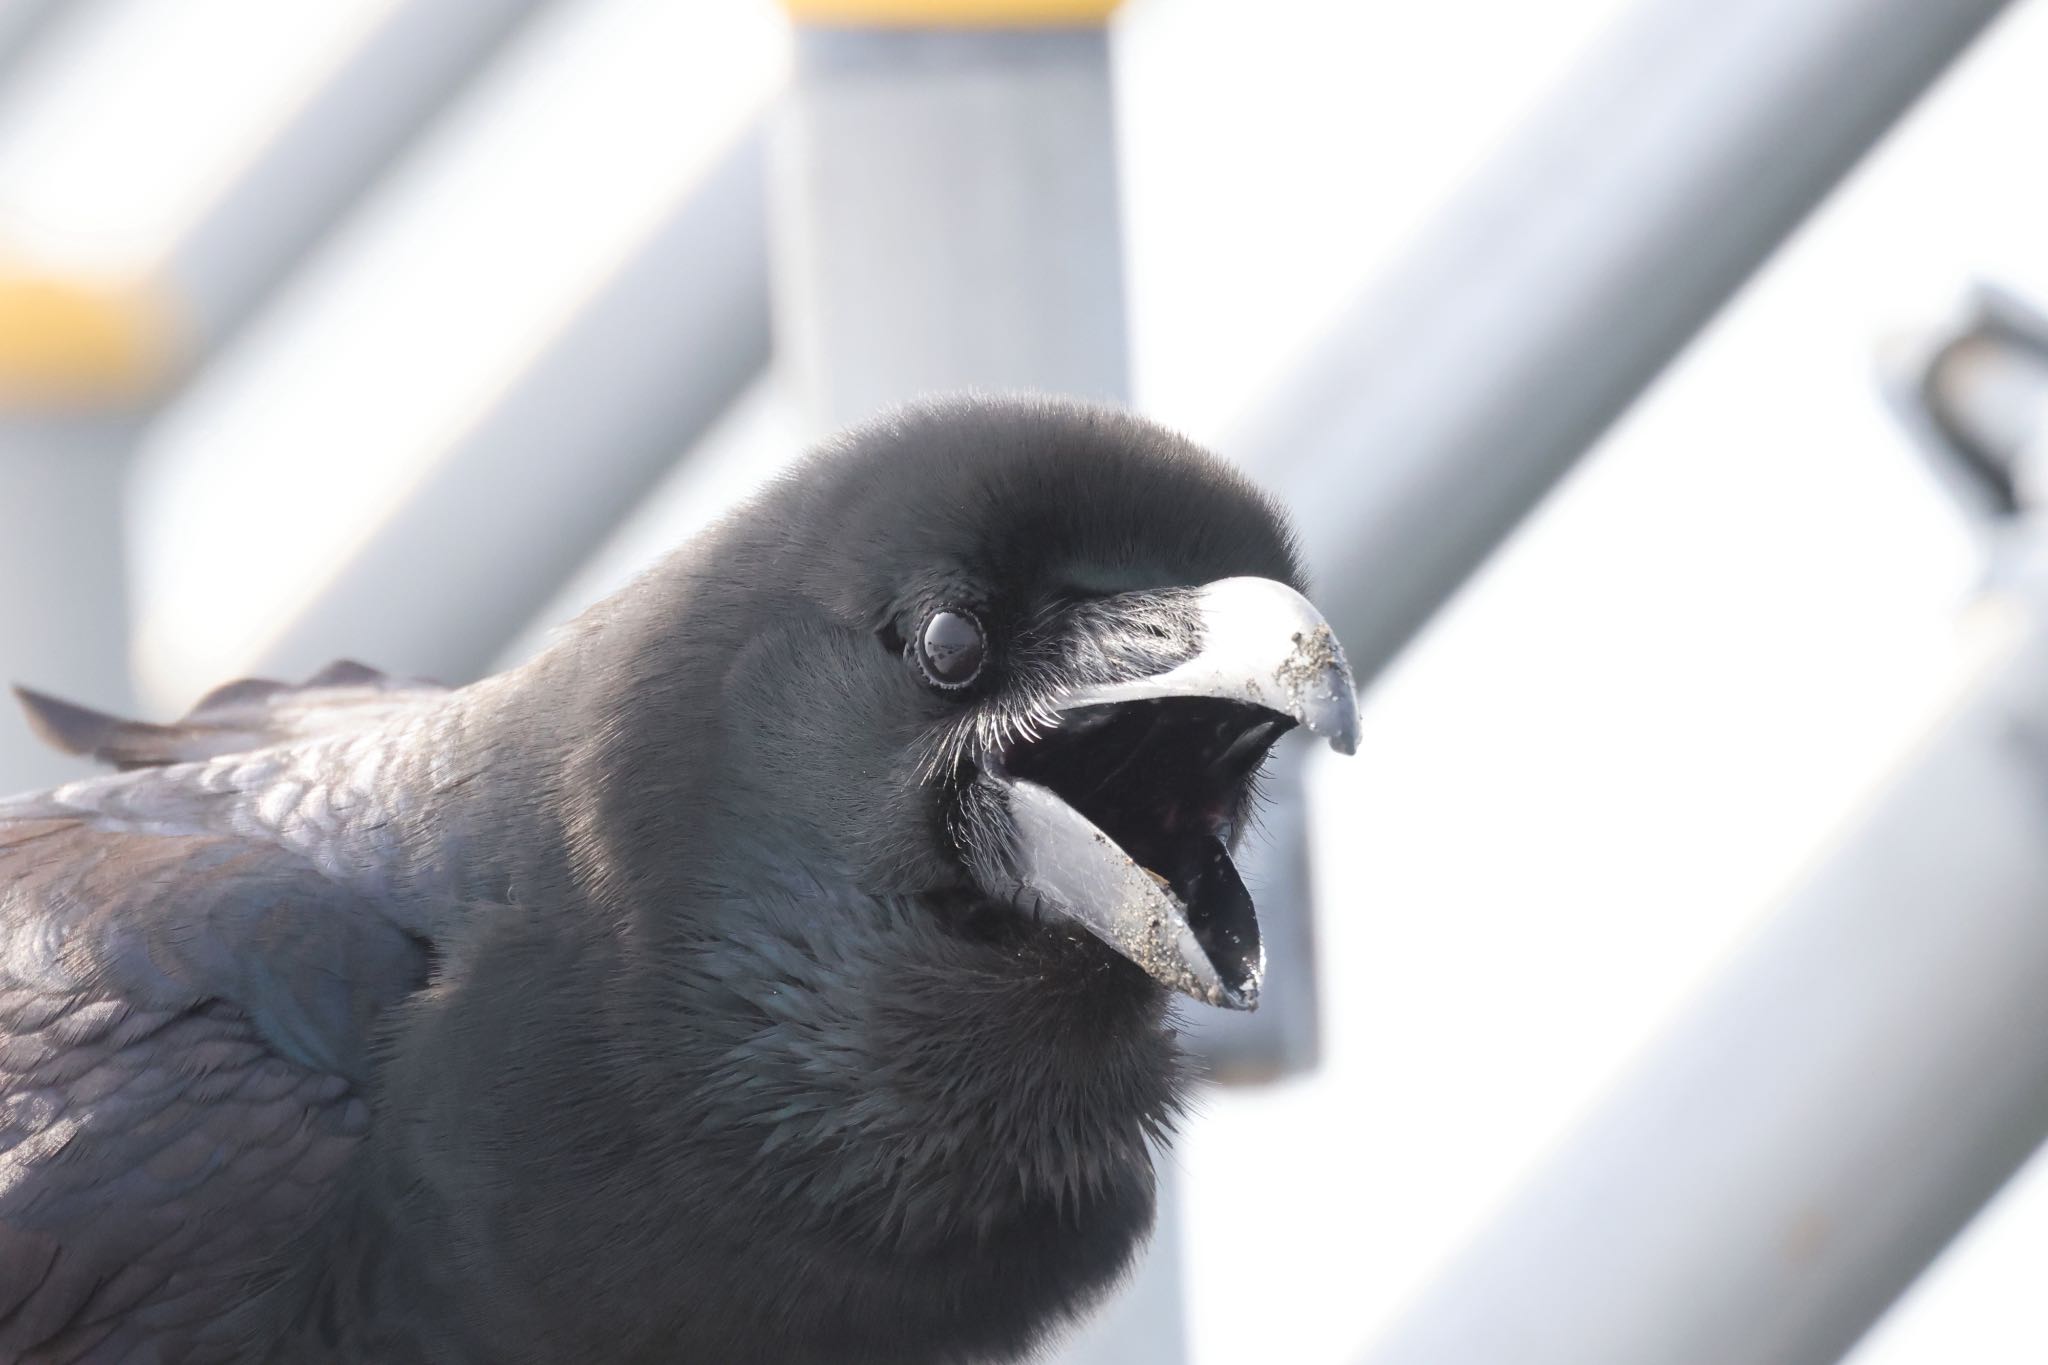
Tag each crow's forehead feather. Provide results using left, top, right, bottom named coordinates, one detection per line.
left=788, top=398, right=1302, bottom=620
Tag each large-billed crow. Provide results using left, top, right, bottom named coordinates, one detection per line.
left=0, top=397, right=1357, bottom=1364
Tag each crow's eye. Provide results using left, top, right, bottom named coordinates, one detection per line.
left=916, top=609, right=985, bottom=689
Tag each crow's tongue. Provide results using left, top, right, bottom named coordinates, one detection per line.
left=1157, top=835, right=1260, bottom=1000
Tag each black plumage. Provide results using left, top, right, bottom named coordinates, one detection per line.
left=0, top=397, right=1355, bottom=1364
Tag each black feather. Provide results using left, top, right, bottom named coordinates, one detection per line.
left=0, top=396, right=1302, bottom=1364
left=13, top=661, right=444, bottom=770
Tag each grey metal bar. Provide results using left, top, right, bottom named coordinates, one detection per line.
left=771, top=24, right=1180, bottom=1365
left=1233, top=0, right=2018, bottom=691
left=771, top=28, right=1130, bottom=424
left=1355, top=564, right=2048, bottom=1365
left=1339, top=24, right=2046, bottom=1337
left=0, top=0, right=556, bottom=789
left=1225, top=0, right=2036, bottom=1357
left=0, top=414, right=137, bottom=791
left=169, top=0, right=550, bottom=357
left=1199, top=737, right=1321, bottom=1082
left=1221, top=0, right=2011, bottom=1088
left=0, top=0, right=63, bottom=87
left=249, top=127, right=771, bottom=687
left=124, top=0, right=789, bottom=703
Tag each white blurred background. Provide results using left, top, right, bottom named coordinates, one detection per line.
left=3, top=1, right=2047, bottom=1361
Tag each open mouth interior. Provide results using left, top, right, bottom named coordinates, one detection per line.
left=1003, top=697, right=1294, bottom=997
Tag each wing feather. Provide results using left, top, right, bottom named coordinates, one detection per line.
left=0, top=680, right=442, bottom=1362
left=12, top=661, right=445, bottom=772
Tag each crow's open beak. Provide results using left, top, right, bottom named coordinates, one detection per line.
left=984, top=577, right=1358, bottom=1009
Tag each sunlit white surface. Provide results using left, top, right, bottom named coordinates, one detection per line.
left=1119, top=0, right=1641, bottom=444
left=126, top=0, right=787, bottom=705
left=1159, top=3, right=2048, bottom=1362
left=0, top=1, right=393, bottom=274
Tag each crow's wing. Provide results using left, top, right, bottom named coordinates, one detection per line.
left=0, top=677, right=449, bottom=1363
left=14, top=660, right=443, bottom=772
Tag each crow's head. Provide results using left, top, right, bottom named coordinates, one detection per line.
left=577, top=397, right=1355, bottom=1015
left=658, top=397, right=1357, bottom=1014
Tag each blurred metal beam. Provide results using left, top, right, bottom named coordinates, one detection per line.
left=0, top=414, right=137, bottom=790
left=1234, top=0, right=2017, bottom=693
left=168, top=0, right=551, bottom=358
left=770, top=15, right=1188, bottom=1365
left=0, top=0, right=550, bottom=384
left=1296, top=0, right=2025, bottom=1357
left=1351, top=201, right=2046, bottom=1365
left=0, top=0, right=63, bottom=87
left=1356, top=568, right=2048, bottom=1365
left=1221, top=0, right=2010, bottom=1095
left=771, top=25, right=1129, bottom=420
left=251, top=127, right=772, bottom=687
left=0, top=0, right=555, bottom=789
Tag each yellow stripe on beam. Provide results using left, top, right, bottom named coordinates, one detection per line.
left=784, top=0, right=1119, bottom=25
left=0, top=270, right=177, bottom=408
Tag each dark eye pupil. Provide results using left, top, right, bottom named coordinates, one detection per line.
left=920, top=610, right=984, bottom=686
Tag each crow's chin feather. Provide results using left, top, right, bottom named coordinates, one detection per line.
left=341, top=874, right=1186, bottom=1365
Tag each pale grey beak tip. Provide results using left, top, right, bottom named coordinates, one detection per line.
left=1282, top=630, right=1361, bottom=757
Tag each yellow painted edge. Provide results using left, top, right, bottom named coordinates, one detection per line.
left=0, top=269, right=179, bottom=408
left=783, top=0, right=1119, bottom=25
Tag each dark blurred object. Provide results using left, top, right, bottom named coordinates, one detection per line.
left=1882, top=282, right=2048, bottom=521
